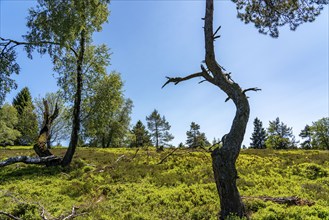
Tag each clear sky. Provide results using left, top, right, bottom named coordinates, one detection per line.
left=1, top=1, right=328, bottom=147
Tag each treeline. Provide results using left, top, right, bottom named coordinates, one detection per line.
left=249, top=117, right=329, bottom=150
left=1, top=85, right=328, bottom=150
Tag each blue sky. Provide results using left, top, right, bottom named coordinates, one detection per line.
left=1, top=1, right=328, bottom=147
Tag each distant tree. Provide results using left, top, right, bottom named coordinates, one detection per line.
left=12, top=87, right=33, bottom=115
left=131, top=120, right=152, bottom=148
left=310, top=117, right=329, bottom=150
left=250, top=117, right=267, bottom=149
left=299, top=125, right=312, bottom=149
left=266, top=117, right=297, bottom=149
left=83, top=73, right=133, bottom=148
left=186, top=122, right=210, bottom=148
left=146, top=109, right=174, bottom=151
left=0, top=104, right=21, bottom=146
left=12, top=87, right=38, bottom=145
left=34, top=92, right=70, bottom=148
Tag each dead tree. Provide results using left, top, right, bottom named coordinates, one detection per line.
left=163, top=0, right=260, bottom=218
left=33, top=99, right=59, bottom=157
left=0, top=99, right=62, bottom=167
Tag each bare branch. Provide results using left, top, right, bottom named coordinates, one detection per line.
left=0, top=37, right=78, bottom=58
left=213, top=25, right=221, bottom=38
left=213, top=35, right=221, bottom=40
left=158, top=148, right=179, bottom=164
left=242, top=87, right=261, bottom=94
left=162, top=72, right=203, bottom=88
left=0, top=211, right=22, bottom=220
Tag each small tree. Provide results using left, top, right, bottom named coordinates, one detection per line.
left=12, top=87, right=38, bottom=145
left=300, top=125, right=312, bottom=149
left=131, top=120, right=152, bottom=148
left=0, top=104, right=21, bottom=146
left=83, top=73, right=133, bottom=148
left=250, top=117, right=267, bottom=149
left=310, top=117, right=329, bottom=150
left=186, top=122, right=210, bottom=148
left=146, top=109, right=174, bottom=151
left=266, top=117, right=297, bottom=149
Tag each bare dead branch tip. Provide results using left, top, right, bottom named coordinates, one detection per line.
left=162, top=72, right=204, bottom=88
left=242, top=87, right=261, bottom=94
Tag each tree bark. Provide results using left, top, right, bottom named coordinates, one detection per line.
left=162, top=0, right=260, bottom=218
left=204, top=1, right=249, bottom=218
left=33, top=99, right=59, bottom=157
left=62, top=30, right=85, bottom=166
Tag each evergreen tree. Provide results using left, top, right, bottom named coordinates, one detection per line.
left=0, top=104, right=21, bottom=146
left=186, top=122, right=209, bottom=148
left=146, top=109, right=174, bottom=151
left=266, top=117, right=297, bottom=149
left=299, top=125, right=312, bottom=149
left=310, top=117, right=329, bottom=150
left=131, top=120, right=152, bottom=148
left=12, top=87, right=38, bottom=145
left=250, top=117, right=267, bottom=149
left=12, top=87, right=32, bottom=115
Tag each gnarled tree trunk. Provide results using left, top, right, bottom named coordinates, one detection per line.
left=33, top=99, right=59, bottom=157
left=163, top=0, right=260, bottom=218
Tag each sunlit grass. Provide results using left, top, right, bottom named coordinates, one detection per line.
left=0, top=148, right=328, bottom=219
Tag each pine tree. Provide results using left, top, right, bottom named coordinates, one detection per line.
left=12, top=87, right=33, bottom=115
left=186, top=122, right=209, bottom=148
left=266, top=117, right=297, bottom=149
left=250, top=117, right=267, bottom=149
left=310, top=117, right=329, bottom=150
left=146, top=109, right=174, bottom=151
left=131, top=120, right=151, bottom=148
left=12, top=87, right=38, bottom=145
left=299, top=125, right=312, bottom=149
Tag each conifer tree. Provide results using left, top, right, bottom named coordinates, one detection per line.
left=250, top=117, right=267, bottom=149
left=146, top=109, right=174, bottom=151
left=299, top=125, right=312, bottom=149
left=131, top=120, right=151, bottom=147
left=12, top=87, right=38, bottom=145
left=266, top=117, right=297, bottom=149
left=186, top=122, right=209, bottom=148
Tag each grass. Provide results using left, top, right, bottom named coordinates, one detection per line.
left=0, top=147, right=328, bottom=219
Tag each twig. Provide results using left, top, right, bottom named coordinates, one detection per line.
left=158, top=148, right=179, bottom=164
left=0, top=211, right=22, bottom=220
left=131, top=148, right=140, bottom=160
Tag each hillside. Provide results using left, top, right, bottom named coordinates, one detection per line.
left=0, top=147, right=328, bottom=220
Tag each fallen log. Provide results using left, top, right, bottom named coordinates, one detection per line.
left=242, top=195, right=315, bottom=206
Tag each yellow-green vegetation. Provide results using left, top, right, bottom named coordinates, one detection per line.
left=0, top=148, right=328, bottom=220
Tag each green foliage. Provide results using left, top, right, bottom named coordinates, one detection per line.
left=12, top=87, right=38, bottom=145
left=146, top=109, right=174, bottom=150
left=0, top=148, right=328, bottom=219
left=130, top=120, right=152, bottom=148
left=266, top=117, right=297, bottom=149
left=300, top=118, right=329, bottom=150
left=83, top=72, right=133, bottom=148
left=233, top=0, right=328, bottom=38
left=0, top=46, right=19, bottom=105
left=186, top=122, right=210, bottom=148
left=250, top=117, right=267, bottom=149
left=0, top=104, right=21, bottom=146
